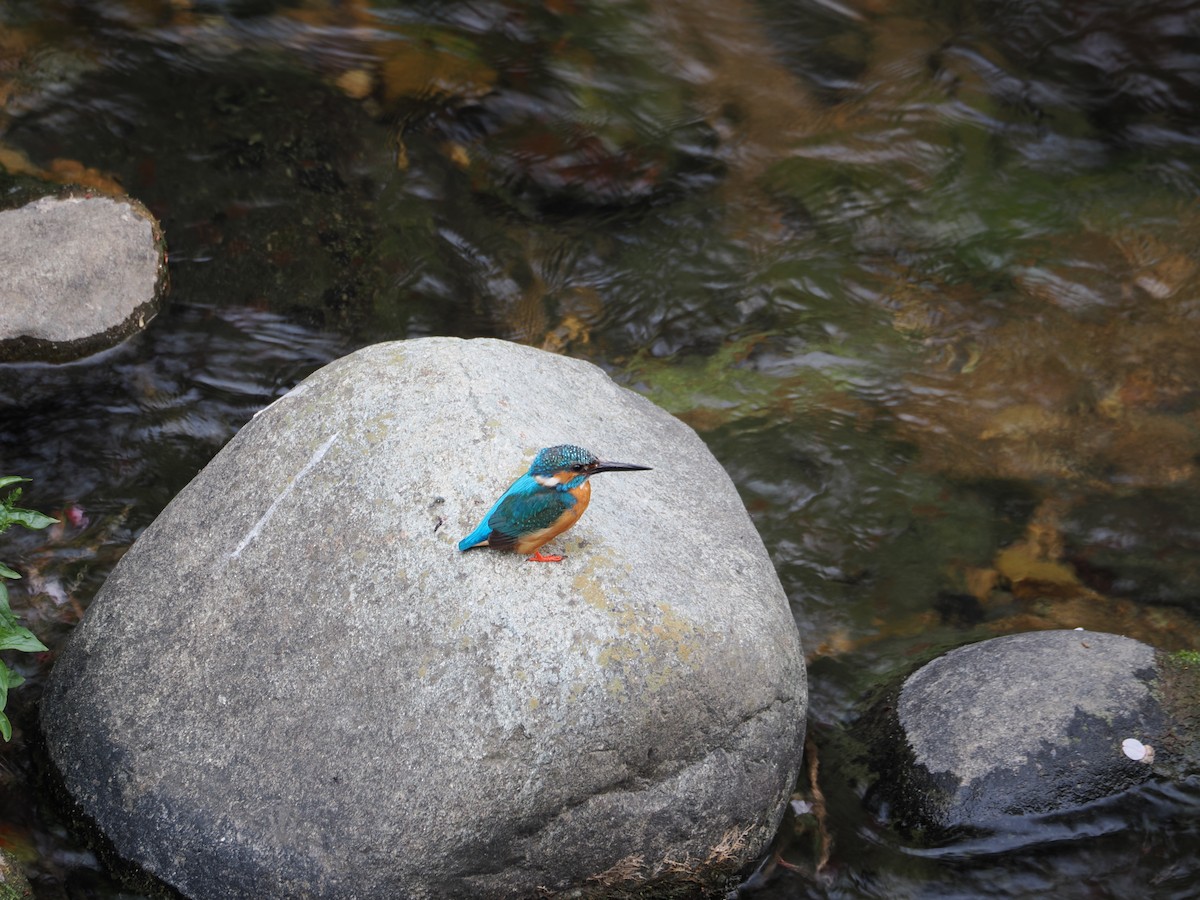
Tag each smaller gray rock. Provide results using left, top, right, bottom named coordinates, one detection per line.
left=863, top=630, right=1186, bottom=832
left=0, top=194, right=167, bottom=362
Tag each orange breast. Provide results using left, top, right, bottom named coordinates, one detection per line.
left=512, top=481, right=591, bottom=554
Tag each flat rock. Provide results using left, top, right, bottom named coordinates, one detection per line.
left=0, top=195, right=166, bottom=362
left=41, top=337, right=807, bottom=899
left=865, top=630, right=1180, bottom=832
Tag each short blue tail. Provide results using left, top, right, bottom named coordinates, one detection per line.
left=458, top=523, right=491, bottom=551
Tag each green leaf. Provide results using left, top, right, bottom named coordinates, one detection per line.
left=0, top=665, right=23, bottom=689
left=0, top=662, right=20, bottom=741
left=0, top=626, right=47, bottom=653
left=3, top=509, right=58, bottom=531
left=0, top=663, right=9, bottom=735
left=0, top=476, right=53, bottom=742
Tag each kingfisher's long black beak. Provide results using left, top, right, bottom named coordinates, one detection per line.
left=592, top=460, right=652, bottom=474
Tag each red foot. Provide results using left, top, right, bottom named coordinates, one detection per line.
left=527, top=550, right=564, bottom=562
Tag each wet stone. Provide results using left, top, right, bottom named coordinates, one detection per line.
left=40, top=337, right=807, bottom=899
left=0, top=194, right=166, bottom=362
left=863, top=630, right=1193, bottom=834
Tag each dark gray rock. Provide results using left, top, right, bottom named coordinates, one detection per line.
left=41, top=337, right=806, bottom=899
left=865, top=630, right=1187, bottom=833
left=0, top=194, right=166, bottom=362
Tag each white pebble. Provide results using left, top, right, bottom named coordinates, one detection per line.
left=1122, top=738, right=1146, bottom=761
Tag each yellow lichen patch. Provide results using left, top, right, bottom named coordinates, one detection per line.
left=643, top=671, right=671, bottom=693
left=359, top=411, right=396, bottom=447
left=651, top=603, right=702, bottom=664
left=573, top=563, right=708, bottom=695
left=571, top=550, right=623, bottom=612
left=596, top=642, right=641, bottom=669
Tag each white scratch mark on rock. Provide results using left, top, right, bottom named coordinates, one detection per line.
left=231, top=433, right=339, bottom=559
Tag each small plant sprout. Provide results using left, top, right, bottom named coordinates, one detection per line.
left=0, top=476, right=58, bottom=741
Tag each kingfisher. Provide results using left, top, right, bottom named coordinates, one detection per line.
left=458, top=444, right=652, bottom=562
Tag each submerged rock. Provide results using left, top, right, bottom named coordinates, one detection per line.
left=40, top=337, right=806, bottom=899
left=863, top=630, right=1200, bottom=834
left=0, top=194, right=167, bottom=362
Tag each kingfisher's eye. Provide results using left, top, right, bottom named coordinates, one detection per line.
left=572, top=464, right=584, bottom=471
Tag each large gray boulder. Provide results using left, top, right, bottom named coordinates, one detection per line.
left=864, top=630, right=1200, bottom=833
left=41, top=337, right=806, bottom=898
left=0, top=194, right=166, bottom=362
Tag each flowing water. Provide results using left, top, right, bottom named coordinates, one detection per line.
left=2, top=0, right=1200, bottom=896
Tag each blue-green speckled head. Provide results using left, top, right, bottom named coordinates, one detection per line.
left=529, top=445, right=597, bottom=477
left=527, top=445, right=651, bottom=487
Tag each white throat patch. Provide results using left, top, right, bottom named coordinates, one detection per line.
left=534, top=474, right=561, bottom=487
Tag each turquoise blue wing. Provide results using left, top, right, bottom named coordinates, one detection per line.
left=459, top=474, right=573, bottom=551
left=484, top=480, right=574, bottom=552
left=458, top=474, right=533, bottom=550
